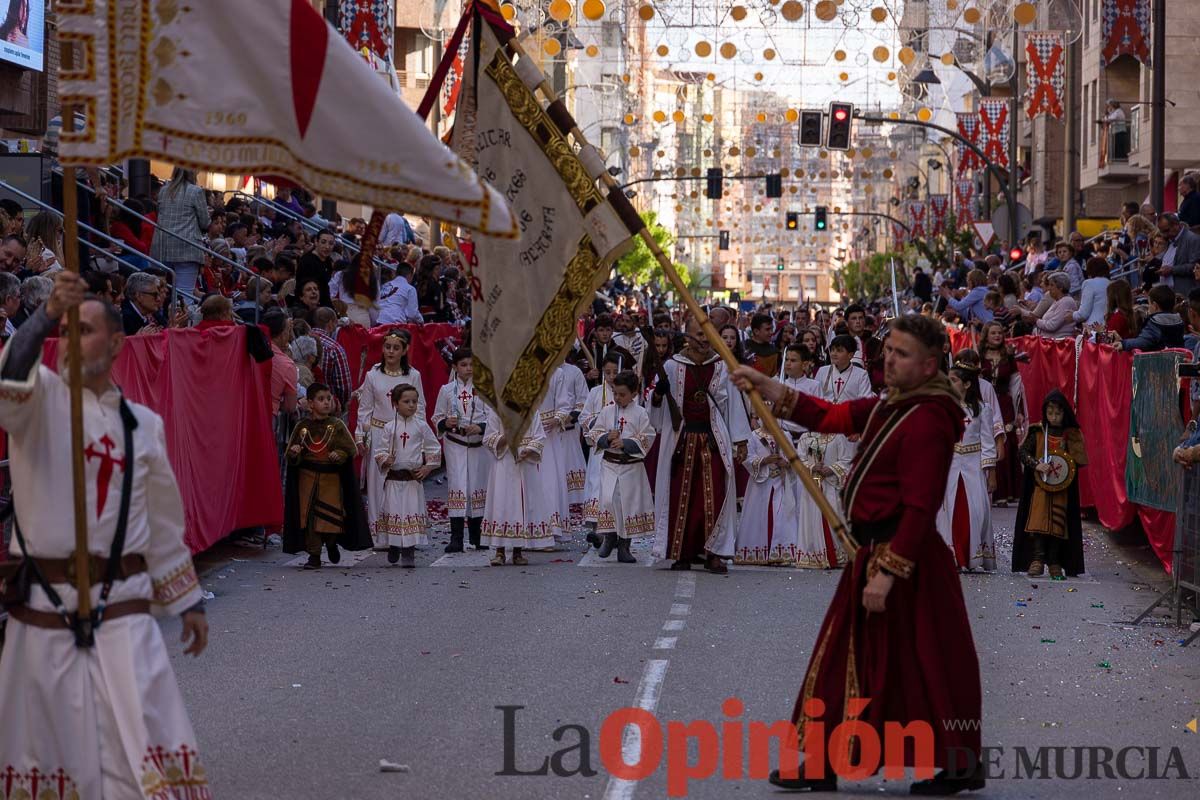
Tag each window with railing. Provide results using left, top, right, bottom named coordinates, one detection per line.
left=1129, top=105, right=1141, bottom=154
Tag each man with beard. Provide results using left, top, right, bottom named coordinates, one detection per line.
left=733, top=314, right=983, bottom=796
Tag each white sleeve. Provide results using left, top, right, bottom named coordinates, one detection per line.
left=979, top=407, right=998, bottom=468
left=746, top=435, right=773, bottom=482
left=410, top=368, right=426, bottom=421
left=373, top=421, right=395, bottom=465
left=355, top=372, right=374, bottom=441
left=432, top=385, right=450, bottom=428
left=421, top=422, right=442, bottom=467
left=0, top=347, right=50, bottom=434
left=143, top=414, right=203, bottom=617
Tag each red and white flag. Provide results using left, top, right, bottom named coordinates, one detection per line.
left=55, top=0, right=517, bottom=239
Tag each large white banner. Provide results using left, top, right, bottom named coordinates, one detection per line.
left=55, top=0, right=516, bottom=239
left=454, top=19, right=632, bottom=446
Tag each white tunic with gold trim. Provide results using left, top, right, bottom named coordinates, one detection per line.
left=936, top=404, right=998, bottom=571
left=354, top=366, right=424, bottom=547
left=0, top=352, right=209, bottom=800
left=794, top=431, right=854, bottom=569
left=585, top=402, right=656, bottom=540
left=559, top=362, right=589, bottom=504
left=431, top=378, right=490, bottom=518
left=734, top=428, right=802, bottom=565
left=372, top=414, right=441, bottom=548
left=480, top=407, right=557, bottom=549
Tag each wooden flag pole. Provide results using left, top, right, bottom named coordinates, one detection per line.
left=59, top=122, right=93, bottom=623
left=503, top=37, right=857, bottom=559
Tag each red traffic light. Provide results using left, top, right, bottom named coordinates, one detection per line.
left=833, top=108, right=848, bottom=121
left=1009, top=246, right=1025, bottom=262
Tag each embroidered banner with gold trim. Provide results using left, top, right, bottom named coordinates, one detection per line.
left=54, top=0, right=517, bottom=239
left=453, top=14, right=634, bottom=450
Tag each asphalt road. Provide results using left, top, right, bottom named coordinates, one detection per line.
left=169, top=481, right=1200, bottom=799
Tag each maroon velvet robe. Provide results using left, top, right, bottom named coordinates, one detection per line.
left=665, top=361, right=726, bottom=562
left=775, top=379, right=982, bottom=775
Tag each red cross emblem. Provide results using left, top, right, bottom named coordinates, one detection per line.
left=1045, top=460, right=1064, bottom=480
left=398, top=430, right=410, bottom=448
left=618, top=416, right=626, bottom=433
left=834, top=377, right=845, bottom=396
left=459, top=389, right=472, bottom=413
left=84, top=434, right=125, bottom=518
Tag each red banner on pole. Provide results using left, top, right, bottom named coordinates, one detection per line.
left=1101, top=0, right=1151, bottom=67
left=1025, top=32, right=1066, bottom=120
left=978, top=99, right=1010, bottom=170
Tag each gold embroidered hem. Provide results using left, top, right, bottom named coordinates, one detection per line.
left=140, top=744, right=211, bottom=800
left=0, top=766, right=80, bottom=799
left=871, top=542, right=915, bottom=580
left=151, top=561, right=200, bottom=608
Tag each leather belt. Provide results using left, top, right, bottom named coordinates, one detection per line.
left=0, top=554, right=146, bottom=585
left=386, top=469, right=420, bottom=482
left=445, top=435, right=482, bottom=449
left=954, top=442, right=982, bottom=455
left=6, top=599, right=151, bottom=629
left=603, top=453, right=643, bottom=465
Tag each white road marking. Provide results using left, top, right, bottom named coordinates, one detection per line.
left=652, top=636, right=677, bottom=649
left=662, top=618, right=686, bottom=632
left=602, top=659, right=670, bottom=800
left=668, top=603, right=691, bottom=616
left=674, top=577, right=696, bottom=598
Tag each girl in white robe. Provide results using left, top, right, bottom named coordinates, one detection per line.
left=431, top=347, right=491, bottom=551
left=735, top=423, right=802, bottom=565
left=580, top=357, right=620, bottom=536
left=481, top=406, right=557, bottom=564
left=794, top=430, right=853, bottom=568
left=937, top=365, right=998, bottom=571
left=373, top=384, right=441, bottom=566
left=560, top=361, right=590, bottom=504
left=536, top=368, right=571, bottom=542
left=355, top=329, right=425, bottom=549
left=585, top=372, right=655, bottom=562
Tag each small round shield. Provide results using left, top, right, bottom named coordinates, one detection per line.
left=1035, top=449, right=1076, bottom=493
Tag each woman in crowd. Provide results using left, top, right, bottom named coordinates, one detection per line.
left=772, top=321, right=797, bottom=356
left=1140, top=233, right=1169, bottom=292
left=414, top=254, right=449, bottom=322
left=1073, top=257, right=1111, bottom=328
left=288, top=278, right=323, bottom=319
left=937, top=362, right=997, bottom=572
left=108, top=199, right=153, bottom=271
left=1020, top=272, right=1078, bottom=339
left=330, top=255, right=376, bottom=327
left=21, top=211, right=63, bottom=275
left=1104, top=279, right=1138, bottom=340
left=997, top=273, right=1021, bottom=311
left=799, top=327, right=827, bottom=370
left=151, top=167, right=211, bottom=298
left=719, top=323, right=749, bottom=364
left=977, top=322, right=1026, bottom=505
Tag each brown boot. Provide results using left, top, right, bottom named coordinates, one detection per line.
left=1027, top=560, right=1044, bottom=577
left=511, top=549, right=528, bottom=566
left=705, top=554, right=728, bottom=574
left=490, top=548, right=506, bottom=566
left=1048, top=564, right=1064, bottom=579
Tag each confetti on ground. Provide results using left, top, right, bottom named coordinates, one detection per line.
left=613, top=677, right=630, bottom=684
left=1040, top=638, right=1056, bottom=643
left=1097, top=661, right=1112, bottom=669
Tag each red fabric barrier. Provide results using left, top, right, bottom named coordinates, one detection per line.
left=947, top=327, right=978, bottom=355
left=43, top=326, right=284, bottom=554
left=337, top=323, right=462, bottom=432
left=1011, top=336, right=1178, bottom=571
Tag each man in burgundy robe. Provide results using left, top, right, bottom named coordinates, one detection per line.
left=734, top=315, right=984, bottom=796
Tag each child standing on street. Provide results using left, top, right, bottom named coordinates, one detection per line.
left=432, top=348, right=490, bottom=552
left=284, top=383, right=371, bottom=569
left=374, top=384, right=441, bottom=567
left=585, top=371, right=655, bottom=562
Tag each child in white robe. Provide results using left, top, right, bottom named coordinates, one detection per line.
left=815, top=334, right=874, bottom=403
left=937, top=364, right=997, bottom=571
left=779, top=344, right=821, bottom=439
left=373, top=384, right=441, bottom=567
left=581, top=354, right=621, bottom=545
left=537, top=367, right=572, bottom=543
left=585, top=371, right=655, bottom=562
left=794, top=430, right=853, bottom=568
left=481, top=406, right=557, bottom=565
left=431, top=347, right=491, bottom=552
left=560, top=361, right=590, bottom=505
left=735, top=418, right=802, bottom=565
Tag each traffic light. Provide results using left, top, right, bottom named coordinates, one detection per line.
left=799, top=110, right=823, bottom=146
left=1009, top=245, right=1025, bottom=263
left=786, top=211, right=799, bottom=230
left=765, top=172, right=782, bottom=198
left=777, top=261, right=785, bottom=272
left=814, top=206, right=828, bottom=231
left=705, top=167, right=723, bottom=199
left=719, top=230, right=730, bottom=250
left=826, top=102, right=854, bottom=150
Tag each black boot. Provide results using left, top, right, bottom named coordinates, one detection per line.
left=597, top=531, right=618, bottom=558
left=467, top=517, right=483, bottom=549
left=325, top=539, right=341, bottom=564
left=909, top=765, right=985, bottom=795
left=303, top=553, right=321, bottom=570
left=616, top=537, right=637, bottom=563
left=767, top=769, right=837, bottom=792
left=388, top=546, right=401, bottom=564
left=445, top=518, right=465, bottom=553
left=585, top=527, right=602, bottom=549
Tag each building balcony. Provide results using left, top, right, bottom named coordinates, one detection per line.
left=1096, top=125, right=1140, bottom=183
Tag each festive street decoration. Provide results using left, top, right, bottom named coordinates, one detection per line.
left=954, top=177, right=976, bottom=227
left=978, top=99, right=1010, bottom=170
left=1025, top=32, right=1065, bottom=120
left=956, top=113, right=983, bottom=173
left=1101, top=0, right=1151, bottom=67
left=928, top=194, right=950, bottom=237
left=907, top=200, right=927, bottom=243
left=339, top=0, right=394, bottom=61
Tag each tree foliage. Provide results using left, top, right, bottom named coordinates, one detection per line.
left=614, top=210, right=693, bottom=290
left=833, top=250, right=908, bottom=303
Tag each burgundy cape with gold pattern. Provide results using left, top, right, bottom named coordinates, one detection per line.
left=776, top=377, right=982, bottom=773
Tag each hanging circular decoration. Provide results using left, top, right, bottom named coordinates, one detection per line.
left=702, top=113, right=714, bottom=123
left=628, top=145, right=640, bottom=156
left=704, top=149, right=712, bottom=157
left=947, top=0, right=958, bottom=8
left=897, top=46, right=915, bottom=66
left=706, top=72, right=716, bottom=81
left=720, top=42, right=738, bottom=59
left=781, top=1, right=804, bottom=22
left=657, top=150, right=665, bottom=157
left=695, top=40, right=712, bottom=57
left=622, top=73, right=631, bottom=82
left=795, top=169, right=805, bottom=178
left=940, top=52, right=955, bottom=65
left=838, top=71, right=849, bottom=81
left=883, top=168, right=893, bottom=178
left=834, top=49, right=846, bottom=61
left=691, top=167, right=701, bottom=177
left=870, top=6, right=887, bottom=23
left=789, top=186, right=798, bottom=194
left=755, top=112, right=766, bottom=122
left=675, top=166, right=686, bottom=176
left=916, top=107, right=933, bottom=122
left=1013, top=2, right=1037, bottom=26
left=731, top=4, right=748, bottom=21
left=623, top=112, right=635, bottom=124
left=673, top=110, right=685, bottom=123
left=543, top=38, right=562, bottom=56
left=585, top=44, right=599, bottom=57
left=846, top=148, right=856, bottom=158
left=814, top=0, right=837, bottom=22
left=855, top=52, right=869, bottom=66
left=886, top=71, right=896, bottom=80
left=785, top=108, right=799, bottom=122
left=963, top=7, right=981, bottom=25
left=861, top=147, right=873, bottom=158
left=729, top=146, right=741, bottom=156
left=754, top=71, right=764, bottom=81
left=582, top=0, right=606, bottom=21
left=764, top=47, right=777, bottom=60
left=638, top=4, right=655, bottom=21
left=657, top=44, right=669, bottom=56
left=500, top=3, right=516, bottom=21
left=548, top=0, right=572, bottom=23
left=872, top=46, right=889, bottom=63
left=653, top=110, right=667, bottom=123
